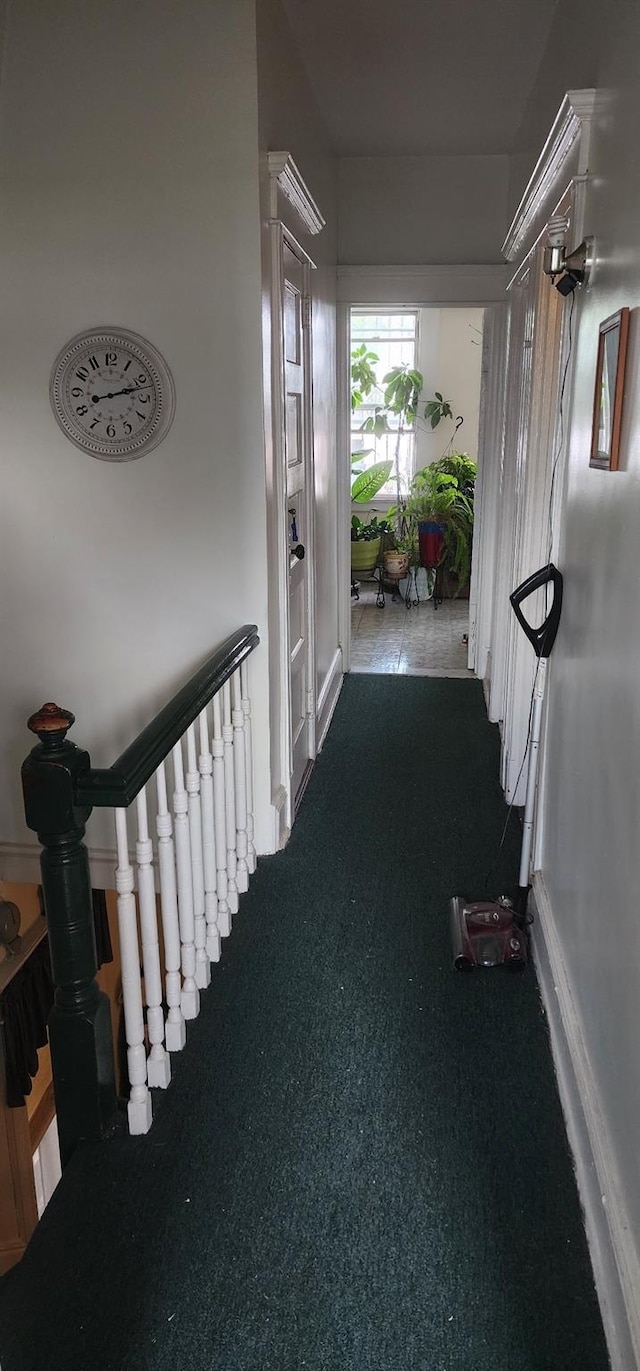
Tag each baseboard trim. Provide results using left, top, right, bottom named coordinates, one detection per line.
left=316, top=648, right=343, bottom=752
left=532, top=873, right=640, bottom=1371
left=271, top=785, right=290, bottom=852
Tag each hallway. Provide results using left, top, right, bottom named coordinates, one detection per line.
left=0, top=677, right=607, bottom=1371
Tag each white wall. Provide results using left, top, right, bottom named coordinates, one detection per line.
left=495, top=1, right=640, bottom=1346
left=540, top=5, right=640, bottom=1294
left=256, top=0, right=338, bottom=800
left=415, top=308, right=484, bottom=468
left=0, top=0, right=272, bottom=854
left=338, top=155, right=509, bottom=266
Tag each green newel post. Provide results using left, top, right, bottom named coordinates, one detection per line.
left=21, top=703, right=116, bottom=1167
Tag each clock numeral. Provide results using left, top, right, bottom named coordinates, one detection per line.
left=90, top=419, right=99, bottom=430
left=105, top=351, right=117, bottom=366
left=123, top=360, right=132, bottom=371
left=123, top=422, right=132, bottom=435
left=137, top=374, right=147, bottom=385
left=106, top=423, right=116, bottom=438
left=138, top=393, right=150, bottom=404
left=76, top=367, right=89, bottom=382
left=76, top=404, right=88, bottom=416
left=71, top=387, right=83, bottom=397
left=136, top=411, right=146, bottom=422
left=88, top=355, right=99, bottom=371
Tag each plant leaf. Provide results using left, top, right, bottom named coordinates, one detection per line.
left=351, top=460, right=393, bottom=503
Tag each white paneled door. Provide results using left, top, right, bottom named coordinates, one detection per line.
left=282, top=239, right=314, bottom=808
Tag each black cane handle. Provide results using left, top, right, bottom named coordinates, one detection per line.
left=509, top=563, right=563, bottom=658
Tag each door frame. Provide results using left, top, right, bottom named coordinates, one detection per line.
left=281, top=228, right=317, bottom=809
left=336, top=267, right=511, bottom=675
left=266, top=157, right=322, bottom=847
left=480, top=92, right=595, bottom=814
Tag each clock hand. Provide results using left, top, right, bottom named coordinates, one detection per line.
left=90, top=383, right=152, bottom=402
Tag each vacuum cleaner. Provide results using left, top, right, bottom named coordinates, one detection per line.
left=450, top=562, right=563, bottom=970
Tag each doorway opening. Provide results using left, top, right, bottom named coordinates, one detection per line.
left=348, top=305, right=484, bottom=676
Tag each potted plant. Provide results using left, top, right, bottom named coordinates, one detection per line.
left=350, top=343, right=460, bottom=582
left=383, top=545, right=410, bottom=580
left=350, top=452, right=393, bottom=580
left=350, top=512, right=391, bottom=579
left=428, top=453, right=477, bottom=594
left=389, top=462, right=474, bottom=593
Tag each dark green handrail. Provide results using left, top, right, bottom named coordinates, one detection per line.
left=75, top=624, right=260, bottom=808
left=21, top=621, right=260, bottom=1165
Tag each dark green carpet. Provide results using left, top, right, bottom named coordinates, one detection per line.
left=0, top=677, right=609, bottom=1370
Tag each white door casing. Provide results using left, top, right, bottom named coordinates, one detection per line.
left=267, top=217, right=318, bottom=842
left=265, top=154, right=324, bottom=846
left=282, top=238, right=316, bottom=807
left=479, top=92, right=595, bottom=812
left=468, top=301, right=509, bottom=687
left=337, top=271, right=510, bottom=676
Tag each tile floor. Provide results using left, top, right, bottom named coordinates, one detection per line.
left=350, top=584, right=472, bottom=676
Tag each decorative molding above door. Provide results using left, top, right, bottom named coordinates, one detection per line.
left=267, top=151, right=326, bottom=235
left=502, top=88, right=597, bottom=263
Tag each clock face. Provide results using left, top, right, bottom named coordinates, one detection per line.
left=50, top=328, right=175, bottom=461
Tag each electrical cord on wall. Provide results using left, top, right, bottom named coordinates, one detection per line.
left=545, top=289, right=576, bottom=588
left=484, top=289, right=576, bottom=898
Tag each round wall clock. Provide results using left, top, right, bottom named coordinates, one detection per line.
left=50, top=327, right=175, bottom=461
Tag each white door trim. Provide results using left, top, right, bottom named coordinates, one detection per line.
left=502, top=89, right=596, bottom=263
left=265, top=152, right=325, bottom=844
left=479, top=88, right=595, bottom=775
left=268, top=221, right=318, bottom=837
left=468, top=302, right=509, bottom=681
left=337, top=302, right=352, bottom=672
left=267, top=151, right=326, bottom=236
left=268, top=218, right=292, bottom=836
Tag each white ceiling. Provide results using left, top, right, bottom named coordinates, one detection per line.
left=280, top=0, right=560, bottom=157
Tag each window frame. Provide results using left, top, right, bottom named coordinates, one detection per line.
left=350, top=309, right=420, bottom=502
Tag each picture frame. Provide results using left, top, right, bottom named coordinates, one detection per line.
left=590, top=307, right=630, bottom=471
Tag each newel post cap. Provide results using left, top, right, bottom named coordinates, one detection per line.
left=27, top=703, right=76, bottom=746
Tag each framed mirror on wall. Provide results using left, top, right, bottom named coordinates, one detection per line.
left=590, top=307, right=630, bottom=471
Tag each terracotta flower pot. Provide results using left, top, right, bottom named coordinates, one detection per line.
left=384, top=550, right=409, bottom=580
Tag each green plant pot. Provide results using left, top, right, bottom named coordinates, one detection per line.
left=351, top=536, right=382, bottom=579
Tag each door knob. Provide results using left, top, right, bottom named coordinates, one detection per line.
left=293, top=544, right=305, bottom=560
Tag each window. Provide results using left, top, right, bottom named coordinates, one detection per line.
left=350, top=310, right=419, bottom=498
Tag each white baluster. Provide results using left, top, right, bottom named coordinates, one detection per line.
left=232, top=669, right=249, bottom=893
left=114, top=807, right=152, bottom=1134
left=186, top=723, right=210, bottom=991
left=241, top=659, right=256, bottom=874
left=172, top=739, right=200, bottom=1020
left=135, top=789, right=171, bottom=1089
left=222, top=680, right=239, bottom=914
left=155, top=762, right=186, bottom=1052
left=199, top=707, right=221, bottom=962
left=212, top=694, right=231, bottom=936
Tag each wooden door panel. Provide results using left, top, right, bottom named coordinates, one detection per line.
left=286, top=392, right=303, bottom=473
